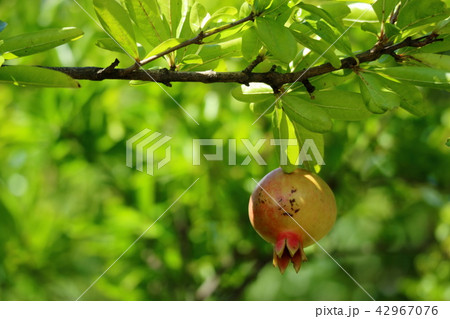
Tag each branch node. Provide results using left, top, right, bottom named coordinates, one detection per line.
left=98, top=59, right=120, bottom=75
left=270, top=85, right=281, bottom=94
left=243, top=55, right=264, bottom=75
left=390, top=52, right=404, bottom=62
left=302, top=79, right=315, bottom=98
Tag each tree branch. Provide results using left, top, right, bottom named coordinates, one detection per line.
left=127, top=12, right=256, bottom=71
left=37, top=33, right=440, bottom=88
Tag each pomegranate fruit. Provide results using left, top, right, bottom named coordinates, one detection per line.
left=248, top=168, right=337, bottom=274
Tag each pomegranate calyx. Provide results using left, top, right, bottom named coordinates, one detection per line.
left=273, top=233, right=307, bottom=274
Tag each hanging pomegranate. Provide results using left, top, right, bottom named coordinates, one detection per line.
left=249, top=168, right=337, bottom=274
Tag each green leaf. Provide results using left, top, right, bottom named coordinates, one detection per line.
left=357, top=71, right=400, bottom=113
left=125, top=0, right=171, bottom=48
left=0, top=66, right=80, bottom=88
left=293, top=91, right=371, bottom=121
left=0, top=27, right=84, bottom=59
left=177, top=2, right=195, bottom=40
left=273, top=107, right=298, bottom=173
left=231, top=83, right=273, bottom=103
left=384, top=23, right=400, bottom=40
left=0, top=21, right=7, bottom=33
left=240, top=2, right=253, bottom=18
left=94, top=0, right=138, bottom=59
left=0, top=56, right=4, bottom=67
left=241, top=27, right=262, bottom=61
left=397, top=0, right=448, bottom=30
left=143, top=38, right=184, bottom=59
left=372, top=0, right=400, bottom=23
left=320, top=2, right=351, bottom=20
left=377, top=66, right=450, bottom=89
left=290, top=27, right=341, bottom=68
left=361, top=22, right=379, bottom=35
left=434, top=17, right=450, bottom=34
left=292, top=121, right=324, bottom=173
left=382, top=78, right=427, bottom=116
left=446, top=138, right=450, bottom=147
left=181, top=54, right=202, bottom=64
left=254, top=0, right=272, bottom=13
left=95, top=38, right=125, bottom=54
left=184, top=39, right=241, bottom=71
left=297, top=3, right=344, bottom=32
left=255, top=17, right=297, bottom=64
left=190, top=2, right=208, bottom=32
left=308, top=73, right=354, bottom=91
left=310, top=20, right=353, bottom=56
left=159, top=0, right=183, bottom=37
left=204, top=6, right=238, bottom=29
left=250, top=100, right=275, bottom=115
left=410, top=53, right=450, bottom=72
left=282, top=94, right=333, bottom=133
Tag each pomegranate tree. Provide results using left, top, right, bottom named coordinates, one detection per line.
left=248, top=168, right=337, bottom=274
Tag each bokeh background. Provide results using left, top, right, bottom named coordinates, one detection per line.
left=1, top=0, right=449, bottom=300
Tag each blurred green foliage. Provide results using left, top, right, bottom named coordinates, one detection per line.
left=0, top=0, right=449, bottom=301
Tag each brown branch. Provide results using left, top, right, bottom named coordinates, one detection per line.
left=35, top=33, right=440, bottom=88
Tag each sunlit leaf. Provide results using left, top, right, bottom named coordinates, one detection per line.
left=125, top=0, right=171, bottom=48
left=159, top=0, right=183, bottom=37
left=94, top=0, right=138, bottom=59
left=0, top=27, right=84, bottom=59
left=181, top=54, right=202, bottom=64
left=143, top=38, right=185, bottom=59
left=204, top=6, right=238, bottom=29
left=0, top=66, right=80, bottom=88
left=343, top=3, right=378, bottom=26
left=190, top=2, right=209, bottom=32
